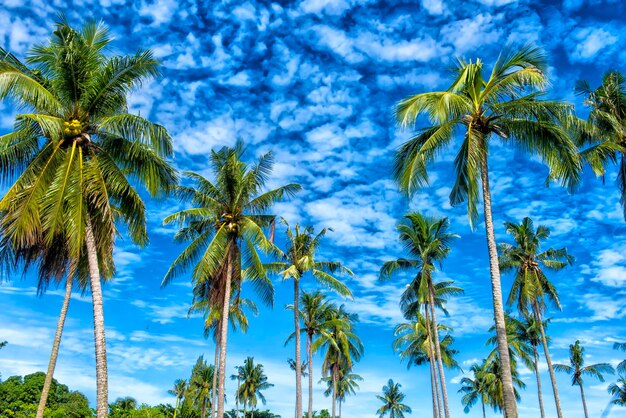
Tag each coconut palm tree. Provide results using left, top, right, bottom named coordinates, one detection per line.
left=393, top=313, right=460, bottom=418
left=459, top=362, right=492, bottom=418
left=376, top=379, right=411, bottom=418
left=188, top=356, right=215, bottom=418
left=481, top=355, right=525, bottom=415
left=287, top=291, right=337, bottom=418
left=234, top=357, right=274, bottom=418
left=516, top=315, right=548, bottom=418
left=574, top=71, right=626, bottom=219
left=266, top=222, right=353, bottom=418
left=499, top=217, right=574, bottom=417
left=615, top=342, right=626, bottom=374
left=609, top=376, right=626, bottom=406
left=0, top=20, right=176, bottom=418
left=162, top=142, right=300, bottom=418
left=554, top=340, right=614, bottom=418
left=393, top=45, right=580, bottom=418
left=380, top=213, right=460, bottom=418
left=169, top=379, right=188, bottom=418
left=321, top=370, right=362, bottom=418
left=314, top=305, right=363, bottom=418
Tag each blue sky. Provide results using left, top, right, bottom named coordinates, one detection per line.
left=1, top=0, right=626, bottom=417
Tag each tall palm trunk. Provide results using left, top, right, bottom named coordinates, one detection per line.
left=307, top=333, right=314, bottom=418
left=235, top=375, right=240, bottom=418
left=428, top=280, right=450, bottom=418
left=579, top=383, right=589, bottom=418
left=36, top=274, right=73, bottom=418
left=425, top=306, right=442, bottom=418
left=201, top=398, right=207, bottom=418
left=211, top=332, right=220, bottom=418
left=331, top=367, right=338, bottom=418
left=173, top=397, right=179, bottom=418
left=294, top=279, right=303, bottom=418
left=532, top=345, right=546, bottom=418
left=85, top=216, right=109, bottom=418
left=339, top=398, right=342, bottom=418
left=533, top=306, right=562, bottom=418
left=481, top=400, right=486, bottom=418
left=217, top=243, right=235, bottom=418
left=479, top=149, right=518, bottom=418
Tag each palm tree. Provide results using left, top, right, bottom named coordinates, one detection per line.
left=169, top=379, right=188, bottom=418
left=321, top=371, right=362, bottom=418
left=289, top=291, right=337, bottom=418
left=575, top=71, right=626, bottom=219
left=314, top=305, right=363, bottom=418
left=393, top=45, right=580, bottom=418
left=267, top=222, right=353, bottom=418
left=0, top=20, right=176, bottom=418
left=554, top=340, right=614, bottom=418
left=615, top=342, right=626, bottom=374
left=380, top=213, right=460, bottom=418
left=188, top=356, right=215, bottom=418
left=499, top=217, right=574, bottom=417
left=516, top=315, right=548, bottom=418
left=234, top=357, right=274, bottom=418
left=162, top=142, right=300, bottom=418
left=393, top=313, right=460, bottom=418
left=609, top=375, right=626, bottom=406
left=376, top=379, right=411, bottom=418
left=459, top=362, right=492, bottom=418
left=110, top=397, right=138, bottom=414
left=481, top=355, right=525, bottom=415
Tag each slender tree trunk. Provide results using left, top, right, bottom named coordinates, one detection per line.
left=479, top=149, right=518, bottom=418
left=532, top=345, right=546, bottom=418
left=425, top=306, right=442, bottom=418
left=85, top=216, right=109, bottom=418
left=217, top=244, right=234, bottom=418
left=201, top=398, right=207, bottom=418
left=307, top=333, right=314, bottom=418
left=428, top=280, right=450, bottom=418
left=211, top=335, right=220, bottom=418
left=534, top=306, right=562, bottom=418
left=294, top=279, right=303, bottom=418
left=482, top=400, right=486, bottom=418
left=332, top=368, right=338, bottom=418
left=339, top=399, right=342, bottom=418
left=579, top=383, right=589, bottom=418
left=173, top=398, right=179, bottom=418
left=36, top=275, right=73, bottom=418
left=428, top=352, right=440, bottom=418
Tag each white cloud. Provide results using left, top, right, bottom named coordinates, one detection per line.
left=567, top=26, right=619, bottom=62
left=441, top=13, right=503, bottom=54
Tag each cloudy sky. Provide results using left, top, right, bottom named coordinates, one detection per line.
left=1, top=0, right=626, bottom=417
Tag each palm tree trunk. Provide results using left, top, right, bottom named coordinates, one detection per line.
left=481, top=400, right=486, bottom=418
left=307, top=333, right=314, bottom=418
left=294, top=279, right=303, bottom=418
left=217, top=244, right=235, bottom=418
left=212, top=334, right=220, bottom=418
left=235, top=376, right=240, bottom=418
left=201, top=398, right=207, bottom=418
left=173, top=398, right=179, bottom=418
left=428, top=354, right=440, bottom=418
left=534, top=307, right=562, bottom=418
left=36, top=275, right=73, bottom=418
left=479, top=149, right=518, bottom=418
left=425, top=306, right=442, bottom=418
left=339, top=398, right=342, bottom=418
left=332, top=368, right=338, bottom=418
left=579, top=383, right=589, bottom=418
left=428, top=280, right=450, bottom=418
left=532, top=345, right=546, bottom=418
left=85, top=216, right=109, bottom=418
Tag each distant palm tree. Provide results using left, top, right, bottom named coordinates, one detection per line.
left=517, top=315, right=548, bottom=418
left=0, top=19, right=176, bottom=418
left=554, top=340, right=614, bottom=418
left=314, top=305, right=363, bottom=418
left=609, top=376, right=626, bottom=406
left=393, top=313, right=460, bottom=418
left=188, top=356, right=215, bottom=418
left=235, top=357, right=274, bottom=418
left=380, top=213, right=460, bottom=418
left=168, top=379, right=187, bottom=418
left=321, top=370, right=362, bottom=418
left=111, top=397, right=138, bottom=413
left=458, top=362, right=492, bottom=418
left=288, top=291, right=337, bottom=418
left=615, top=342, right=626, bottom=374
left=499, top=217, right=574, bottom=418
left=481, top=355, right=525, bottom=415
left=394, top=45, right=580, bottom=418
left=376, top=379, right=411, bottom=418
left=575, top=71, right=626, bottom=219
left=267, top=222, right=353, bottom=418
left=162, top=142, right=300, bottom=418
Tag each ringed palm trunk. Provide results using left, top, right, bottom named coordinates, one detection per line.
left=579, top=382, right=589, bottom=418
left=294, top=279, right=303, bottom=418
left=307, top=333, right=314, bottom=418
left=428, top=280, right=450, bottom=418
left=217, top=243, right=235, bottom=418
left=211, top=331, right=220, bottom=418
left=332, top=366, right=338, bottom=418
left=533, top=305, right=562, bottom=418
left=479, top=147, right=518, bottom=418
left=85, top=216, right=109, bottom=418
left=532, top=345, right=546, bottom=418
left=36, top=274, right=74, bottom=418
left=425, top=306, right=442, bottom=418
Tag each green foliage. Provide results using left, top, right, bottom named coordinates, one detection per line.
left=0, top=372, right=92, bottom=417
left=233, top=357, right=273, bottom=412
left=302, top=411, right=330, bottom=418
left=376, top=379, right=411, bottom=418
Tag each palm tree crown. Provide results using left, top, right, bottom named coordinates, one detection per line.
left=376, top=379, right=411, bottom=418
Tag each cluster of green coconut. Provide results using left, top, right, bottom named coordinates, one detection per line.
left=63, top=119, right=83, bottom=136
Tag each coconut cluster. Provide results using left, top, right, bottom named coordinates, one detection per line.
left=63, top=119, right=83, bottom=136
